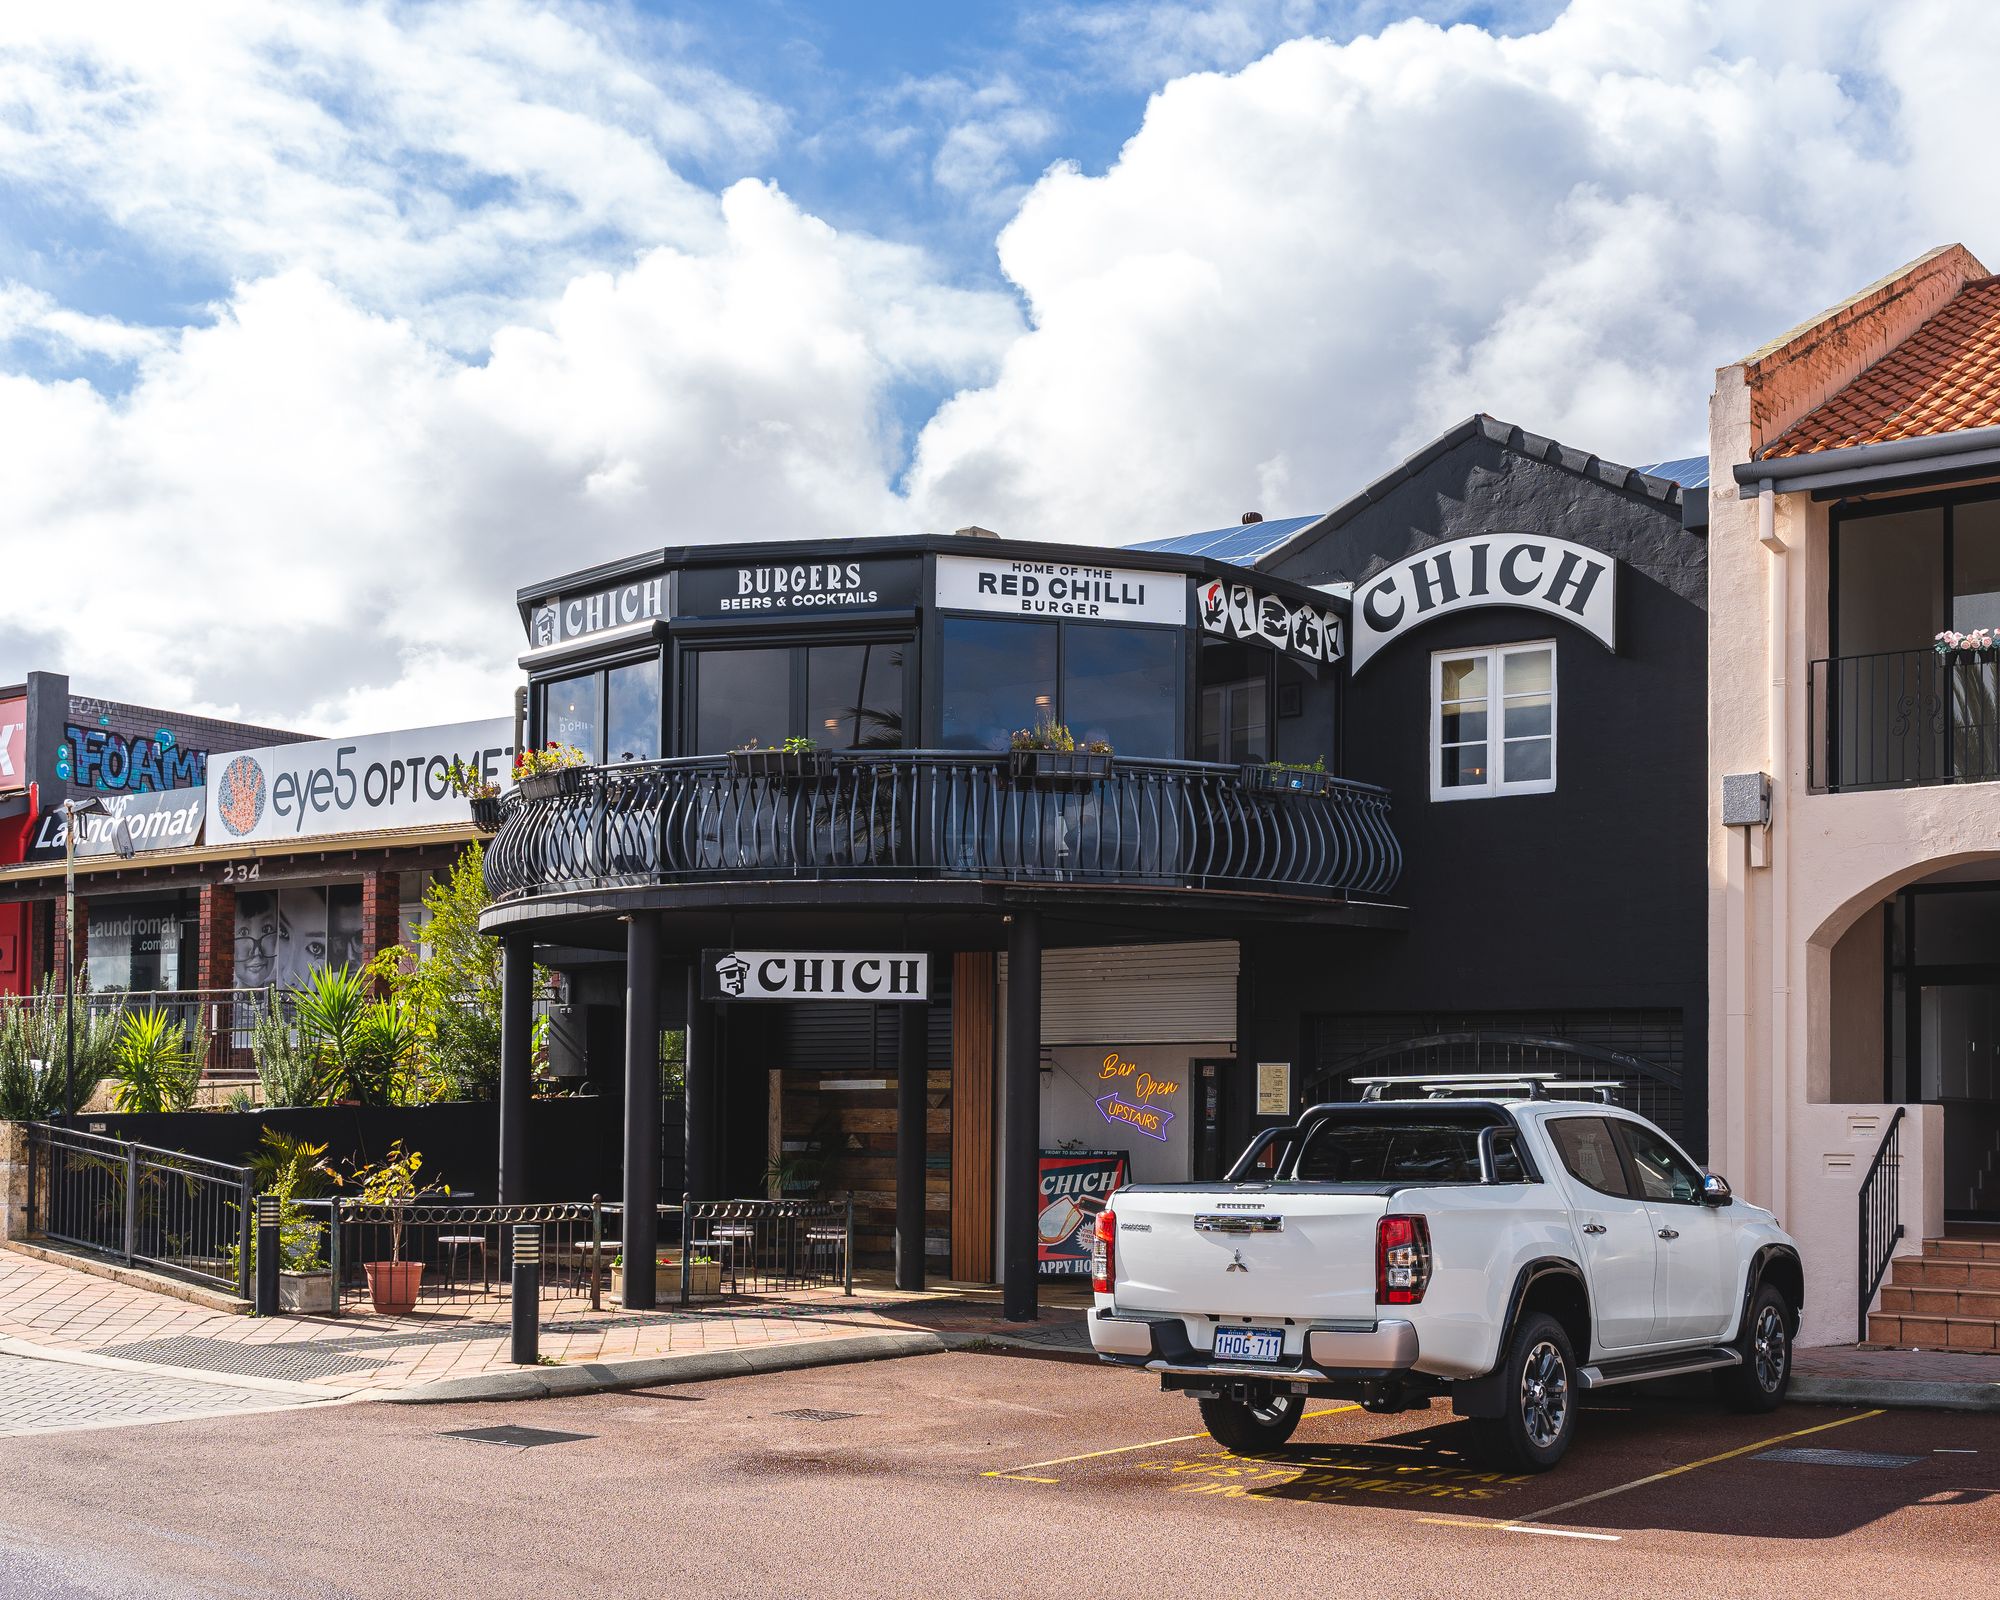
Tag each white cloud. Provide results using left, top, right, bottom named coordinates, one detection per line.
left=5, top=0, right=1997, bottom=731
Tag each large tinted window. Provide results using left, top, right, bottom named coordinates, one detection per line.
left=1290, top=1120, right=1485, bottom=1184
left=1548, top=1117, right=1633, bottom=1198
left=807, top=642, right=905, bottom=750
left=1065, top=624, right=1178, bottom=756
left=1837, top=507, right=1942, bottom=655
left=605, top=661, right=662, bottom=763
left=544, top=673, right=601, bottom=758
left=693, top=648, right=791, bottom=754
left=940, top=618, right=1057, bottom=751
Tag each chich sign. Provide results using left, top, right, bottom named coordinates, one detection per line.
left=1351, top=533, right=1617, bottom=671
left=207, top=719, right=514, bottom=844
left=701, top=949, right=930, bottom=1003
left=528, top=575, right=667, bottom=650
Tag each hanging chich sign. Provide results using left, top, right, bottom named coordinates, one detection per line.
left=1196, top=578, right=1345, bottom=666
left=1036, top=1149, right=1129, bottom=1276
left=1351, top=533, right=1617, bottom=671
left=936, top=554, right=1187, bottom=625
left=701, top=948, right=930, bottom=1002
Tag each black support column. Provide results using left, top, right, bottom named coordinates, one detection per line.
left=497, top=935, right=533, bottom=1205
left=1002, top=911, right=1041, bottom=1320
left=684, top=968, right=719, bottom=1204
left=895, top=998, right=930, bottom=1291
left=621, top=914, right=661, bottom=1309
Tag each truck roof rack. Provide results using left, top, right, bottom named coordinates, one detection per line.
left=1352, top=1073, right=1626, bottom=1104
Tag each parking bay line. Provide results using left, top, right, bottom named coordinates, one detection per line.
left=1419, top=1408, right=1887, bottom=1539
left=981, top=1406, right=1361, bottom=1483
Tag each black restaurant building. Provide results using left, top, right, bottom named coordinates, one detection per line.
left=482, top=415, right=1710, bottom=1319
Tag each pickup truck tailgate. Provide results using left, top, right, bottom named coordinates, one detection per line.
left=1111, top=1186, right=1389, bottom=1323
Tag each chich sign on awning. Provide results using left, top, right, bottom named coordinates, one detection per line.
left=1350, top=533, right=1617, bottom=671
left=701, top=949, right=930, bottom=1003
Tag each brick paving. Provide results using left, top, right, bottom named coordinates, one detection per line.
left=0, top=1353, right=330, bottom=1437
left=1794, top=1342, right=2000, bottom=1384
left=0, top=1245, right=1088, bottom=1405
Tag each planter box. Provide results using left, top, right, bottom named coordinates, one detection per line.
left=279, top=1269, right=335, bottom=1315
left=1008, top=749, right=1112, bottom=785
left=1239, top=763, right=1335, bottom=798
left=516, top=768, right=583, bottom=804
left=469, top=795, right=503, bottom=832
left=728, top=748, right=829, bottom=782
left=612, top=1258, right=723, bottom=1302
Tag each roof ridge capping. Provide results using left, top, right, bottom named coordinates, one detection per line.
left=1739, top=244, right=1985, bottom=378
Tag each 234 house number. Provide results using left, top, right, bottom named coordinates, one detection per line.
left=220, top=862, right=261, bottom=883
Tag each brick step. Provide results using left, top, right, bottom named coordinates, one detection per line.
left=1890, top=1255, right=2000, bottom=1291
left=1866, top=1311, right=2000, bottom=1350
left=1922, top=1237, right=2000, bottom=1262
left=1879, top=1284, right=2000, bottom=1318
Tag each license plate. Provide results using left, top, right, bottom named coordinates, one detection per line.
left=1212, top=1327, right=1284, bottom=1363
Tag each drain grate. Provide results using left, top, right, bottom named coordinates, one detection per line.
left=774, top=1408, right=860, bottom=1422
left=93, top=1336, right=385, bottom=1384
left=1754, top=1447, right=1923, bottom=1470
left=443, top=1425, right=594, bottom=1449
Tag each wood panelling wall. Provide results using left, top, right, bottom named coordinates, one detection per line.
left=950, top=952, right=996, bottom=1282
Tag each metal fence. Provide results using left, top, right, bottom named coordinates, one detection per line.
left=485, top=751, right=1402, bottom=904
left=25, top=1121, right=253, bottom=1298
left=1, top=986, right=284, bottom=1082
left=1809, top=647, right=2000, bottom=791
left=1857, top=1108, right=1906, bottom=1336
left=681, top=1197, right=853, bottom=1303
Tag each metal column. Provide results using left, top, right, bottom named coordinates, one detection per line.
left=622, top=914, right=661, bottom=1310
left=1002, top=911, right=1041, bottom=1320
left=684, top=970, right=719, bottom=1204
left=895, top=999, right=929, bottom=1292
left=497, top=935, right=533, bottom=1205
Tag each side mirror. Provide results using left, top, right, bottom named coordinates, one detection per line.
left=1701, top=1172, right=1733, bottom=1207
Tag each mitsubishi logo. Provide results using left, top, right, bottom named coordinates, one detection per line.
left=1225, top=1249, right=1248, bottom=1273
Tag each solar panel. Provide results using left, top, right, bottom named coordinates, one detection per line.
left=1128, top=512, right=1326, bottom=564
left=1632, top=454, right=1710, bottom=489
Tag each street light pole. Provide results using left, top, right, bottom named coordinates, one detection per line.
left=62, top=798, right=79, bottom=1120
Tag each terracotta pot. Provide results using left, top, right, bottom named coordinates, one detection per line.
left=364, top=1259, right=425, bottom=1316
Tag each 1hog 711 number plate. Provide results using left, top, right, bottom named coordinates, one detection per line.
left=1212, top=1328, right=1283, bottom=1363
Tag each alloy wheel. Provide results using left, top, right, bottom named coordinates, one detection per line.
left=1519, top=1339, right=1569, bottom=1449
left=1753, top=1304, right=1788, bottom=1391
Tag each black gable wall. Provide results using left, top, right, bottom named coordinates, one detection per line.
left=1237, top=423, right=1710, bottom=1157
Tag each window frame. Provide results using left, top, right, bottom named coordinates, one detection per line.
left=680, top=632, right=915, bottom=756
left=533, top=649, right=664, bottom=765
left=932, top=614, right=1184, bottom=756
left=1608, top=1117, right=1705, bottom=1206
left=1546, top=1114, right=1637, bottom=1199
left=1430, top=639, right=1558, bottom=802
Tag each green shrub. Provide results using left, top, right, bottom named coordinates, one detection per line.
left=106, top=1007, right=204, bottom=1114
left=0, top=977, right=120, bottom=1118
left=251, top=1006, right=327, bottom=1108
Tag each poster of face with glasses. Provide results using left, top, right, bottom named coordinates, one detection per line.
left=233, top=885, right=365, bottom=991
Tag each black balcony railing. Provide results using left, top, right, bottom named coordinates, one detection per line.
left=484, top=752, right=1401, bottom=904
left=1809, top=647, right=2000, bottom=791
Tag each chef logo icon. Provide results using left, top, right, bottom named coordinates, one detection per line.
left=713, top=954, right=749, bottom=997
left=532, top=605, right=558, bottom=648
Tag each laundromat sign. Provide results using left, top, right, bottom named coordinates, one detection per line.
left=702, top=949, right=931, bottom=1003
left=1352, top=533, right=1617, bottom=671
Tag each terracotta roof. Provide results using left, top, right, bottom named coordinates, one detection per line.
left=1763, top=275, right=2000, bottom=458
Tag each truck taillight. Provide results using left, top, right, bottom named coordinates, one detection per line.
left=1091, top=1208, right=1116, bottom=1294
left=1377, top=1214, right=1432, bottom=1305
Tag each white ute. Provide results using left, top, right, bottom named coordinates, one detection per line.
left=1088, top=1076, right=1803, bottom=1471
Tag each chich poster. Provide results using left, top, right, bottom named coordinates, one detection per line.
left=1036, top=1149, right=1128, bottom=1277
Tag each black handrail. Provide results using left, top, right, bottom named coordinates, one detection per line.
left=1809, top=647, right=2000, bottom=791
left=484, top=751, right=1402, bottom=904
left=1857, top=1106, right=1906, bottom=1338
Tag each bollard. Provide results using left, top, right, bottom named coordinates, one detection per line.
left=511, top=1222, right=541, bottom=1365
left=255, top=1194, right=280, bottom=1316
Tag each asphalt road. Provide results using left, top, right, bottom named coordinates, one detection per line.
left=0, top=1347, right=1995, bottom=1599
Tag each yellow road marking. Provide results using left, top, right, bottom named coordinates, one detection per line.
left=980, top=1406, right=1359, bottom=1481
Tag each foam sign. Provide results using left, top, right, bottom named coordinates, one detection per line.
left=206, top=719, right=514, bottom=843
left=1351, top=533, right=1617, bottom=671
left=1196, top=580, right=1345, bottom=665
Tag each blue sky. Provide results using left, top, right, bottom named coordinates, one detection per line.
left=0, top=0, right=1983, bottom=729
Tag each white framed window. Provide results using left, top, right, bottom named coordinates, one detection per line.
left=1431, top=641, right=1556, bottom=801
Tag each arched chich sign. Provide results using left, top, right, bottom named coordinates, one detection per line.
left=1351, top=533, right=1617, bottom=671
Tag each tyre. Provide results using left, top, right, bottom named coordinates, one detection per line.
left=1717, top=1282, right=1793, bottom=1412
left=1473, top=1311, right=1578, bottom=1473
left=1198, top=1390, right=1304, bottom=1453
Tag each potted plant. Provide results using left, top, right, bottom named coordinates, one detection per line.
left=610, top=1250, right=722, bottom=1301
left=1008, top=716, right=1112, bottom=784
left=325, top=1140, right=443, bottom=1316
left=728, top=735, right=829, bottom=782
left=512, top=742, right=590, bottom=803
left=446, top=758, right=504, bottom=831
left=1240, top=755, right=1335, bottom=798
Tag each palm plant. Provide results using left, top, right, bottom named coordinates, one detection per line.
left=291, top=965, right=370, bottom=1083
left=106, top=1006, right=204, bottom=1114
left=348, top=998, right=421, bottom=1106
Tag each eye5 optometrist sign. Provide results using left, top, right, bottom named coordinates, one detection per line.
left=701, top=949, right=930, bottom=1003
left=1351, top=533, right=1617, bottom=671
left=206, top=719, right=515, bottom=843
left=935, top=555, right=1188, bottom=625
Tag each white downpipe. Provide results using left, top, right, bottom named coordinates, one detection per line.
left=1762, top=483, right=1788, bottom=1216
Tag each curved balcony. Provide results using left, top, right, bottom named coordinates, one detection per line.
left=483, top=751, right=1402, bottom=908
